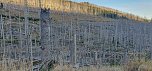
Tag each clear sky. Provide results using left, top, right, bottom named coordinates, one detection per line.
left=73, top=0, right=152, bottom=19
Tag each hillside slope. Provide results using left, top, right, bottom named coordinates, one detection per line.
left=0, top=0, right=149, bottom=22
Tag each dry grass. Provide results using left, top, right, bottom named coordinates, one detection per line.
left=52, top=60, right=152, bottom=71
left=138, top=60, right=152, bottom=71
left=124, top=60, right=152, bottom=71
left=53, top=65, right=124, bottom=71
left=0, top=59, right=32, bottom=71
left=1, top=60, right=152, bottom=71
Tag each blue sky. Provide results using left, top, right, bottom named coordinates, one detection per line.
left=73, top=0, right=152, bottom=19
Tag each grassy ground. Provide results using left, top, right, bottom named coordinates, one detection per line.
left=1, top=60, right=152, bottom=71
left=0, top=59, right=32, bottom=71
left=124, top=60, right=152, bottom=71
left=52, top=60, right=152, bottom=71
left=52, top=65, right=124, bottom=71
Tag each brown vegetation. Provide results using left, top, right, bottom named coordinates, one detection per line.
left=124, top=60, right=152, bottom=71
left=0, top=0, right=149, bottom=22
